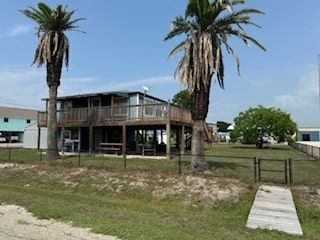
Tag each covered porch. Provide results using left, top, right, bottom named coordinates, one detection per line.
left=58, top=121, right=192, bottom=159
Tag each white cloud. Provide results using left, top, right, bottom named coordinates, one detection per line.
left=0, top=67, right=46, bottom=109
left=274, top=95, right=296, bottom=107
left=273, top=65, right=319, bottom=126
left=273, top=66, right=318, bottom=110
left=103, top=76, right=175, bottom=91
left=8, top=25, right=31, bottom=37
left=58, top=75, right=175, bottom=95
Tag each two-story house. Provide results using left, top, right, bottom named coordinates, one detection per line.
left=38, top=91, right=193, bottom=158
left=0, top=106, right=38, bottom=143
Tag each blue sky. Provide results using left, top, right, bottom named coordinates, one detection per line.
left=0, top=1, right=320, bottom=127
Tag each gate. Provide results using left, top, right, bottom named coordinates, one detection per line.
left=254, top=158, right=291, bottom=184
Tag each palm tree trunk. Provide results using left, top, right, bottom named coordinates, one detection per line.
left=190, top=120, right=209, bottom=172
left=190, top=83, right=210, bottom=173
left=46, top=85, right=59, bottom=160
left=45, top=61, right=61, bottom=160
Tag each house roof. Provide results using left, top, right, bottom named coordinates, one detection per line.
left=42, top=91, right=168, bottom=104
left=297, top=127, right=320, bottom=132
left=0, top=106, right=38, bottom=120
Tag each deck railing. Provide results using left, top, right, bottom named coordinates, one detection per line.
left=38, top=103, right=192, bottom=127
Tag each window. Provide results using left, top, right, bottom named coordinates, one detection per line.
left=144, top=99, right=153, bottom=116
left=91, top=98, right=101, bottom=107
left=3, top=118, right=8, bottom=123
left=113, top=97, right=128, bottom=115
left=65, top=101, right=73, bottom=109
left=26, top=119, right=31, bottom=124
left=302, top=134, right=310, bottom=141
left=64, top=130, right=71, bottom=139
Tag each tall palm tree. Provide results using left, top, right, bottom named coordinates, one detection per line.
left=20, top=2, right=84, bottom=160
left=164, top=0, right=266, bottom=173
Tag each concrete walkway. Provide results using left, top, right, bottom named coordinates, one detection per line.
left=246, top=185, right=303, bottom=236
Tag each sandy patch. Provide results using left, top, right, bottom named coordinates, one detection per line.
left=0, top=204, right=120, bottom=240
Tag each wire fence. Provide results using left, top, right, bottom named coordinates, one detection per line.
left=290, top=142, right=320, bottom=160
left=0, top=147, right=319, bottom=186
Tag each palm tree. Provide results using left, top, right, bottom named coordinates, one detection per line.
left=164, top=0, right=266, bottom=173
left=20, top=2, right=84, bottom=160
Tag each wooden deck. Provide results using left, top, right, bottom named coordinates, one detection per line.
left=38, top=103, right=192, bottom=127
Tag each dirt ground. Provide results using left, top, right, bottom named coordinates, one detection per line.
left=1, top=162, right=319, bottom=239
left=0, top=204, right=120, bottom=240
left=0, top=162, right=246, bottom=240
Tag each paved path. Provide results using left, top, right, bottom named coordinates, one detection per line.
left=246, top=185, right=303, bottom=236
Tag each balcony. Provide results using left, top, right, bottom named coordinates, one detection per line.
left=38, top=103, right=192, bottom=127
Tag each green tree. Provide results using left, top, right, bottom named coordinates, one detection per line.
left=216, top=121, right=231, bottom=132
left=230, top=106, right=297, bottom=148
left=172, top=89, right=191, bottom=109
left=20, top=2, right=84, bottom=160
left=164, top=0, right=265, bottom=172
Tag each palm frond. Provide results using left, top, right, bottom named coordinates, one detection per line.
left=21, top=3, right=84, bottom=69
left=165, top=0, right=265, bottom=92
left=167, top=40, right=187, bottom=60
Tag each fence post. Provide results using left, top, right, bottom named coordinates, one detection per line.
left=123, top=153, right=127, bottom=169
left=178, top=154, right=181, bottom=175
left=254, top=157, right=257, bottom=182
left=288, top=158, right=292, bottom=184
left=284, top=159, right=288, bottom=184
left=78, top=150, right=81, bottom=166
left=257, top=158, right=261, bottom=182
left=39, top=149, right=42, bottom=161
left=8, top=148, right=11, bottom=160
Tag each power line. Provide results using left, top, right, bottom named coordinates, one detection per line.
left=0, top=101, right=42, bottom=110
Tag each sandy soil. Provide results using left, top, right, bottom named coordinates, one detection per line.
left=0, top=162, right=247, bottom=239
left=0, top=204, right=120, bottom=240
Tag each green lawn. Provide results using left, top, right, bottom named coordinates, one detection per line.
left=0, top=144, right=319, bottom=239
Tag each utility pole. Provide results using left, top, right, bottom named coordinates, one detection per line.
left=318, top=54, right=320, bottom=115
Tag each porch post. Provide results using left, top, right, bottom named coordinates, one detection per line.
left=122, top=125, right=126, bottom=156
left=180, top=125, right=185, bottom=155
left=61, top=127, right=65, bottom=154
left=166, top=122, right=171, bottom=160
left=175, top=129, right=180, bottom=149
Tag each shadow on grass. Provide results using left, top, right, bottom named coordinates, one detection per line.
left=230, top=145, right=289, bottom=151
left=208, top=161, right=238, bottom=170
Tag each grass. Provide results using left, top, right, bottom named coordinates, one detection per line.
left=0, top=144, right=319, bottom=239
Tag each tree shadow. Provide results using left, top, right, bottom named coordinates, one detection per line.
left=230, top=145, right=289, bottom=151
left=207, top=161, right=238, bottom=170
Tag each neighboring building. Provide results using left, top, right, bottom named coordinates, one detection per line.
left=38, top=91, right=193, bottom=157
left=0, top=106, right=38, bottom=143
left=23, top=122, right=47, bottom=149
left=297, top=127, right=320, bottom=141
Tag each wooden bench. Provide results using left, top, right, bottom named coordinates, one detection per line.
left=98, top=143, right=122, bottom=155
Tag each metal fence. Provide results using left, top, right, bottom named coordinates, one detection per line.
left=0, top=147, right=319, bottom=186
left=290, top=142, right=320, bottom=160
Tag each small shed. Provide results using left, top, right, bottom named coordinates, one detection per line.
left=23, top=122, right=47, bottom=149
left=297, top=127, right=320, bottom=141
